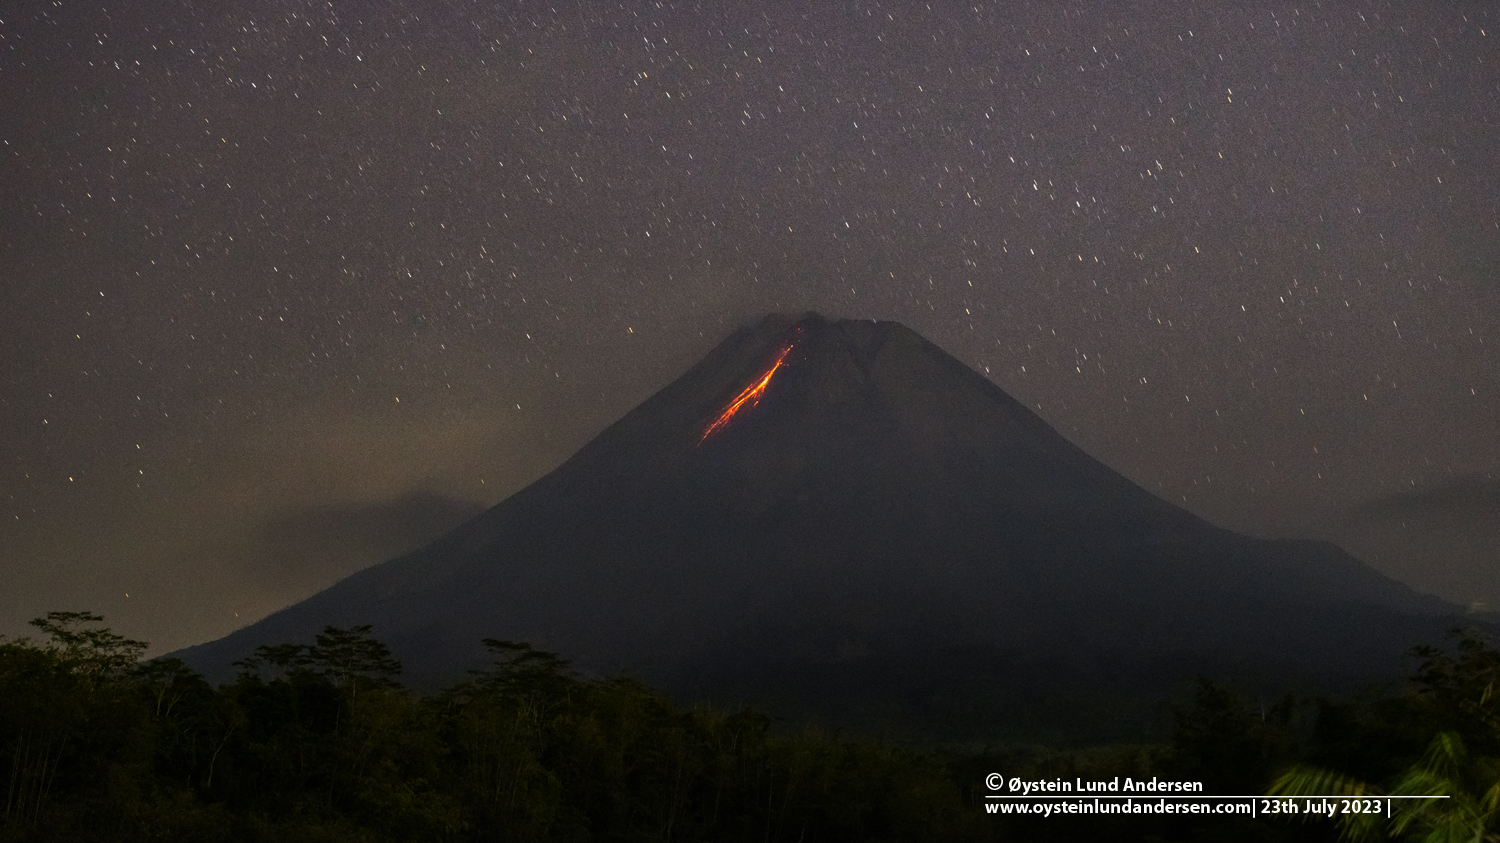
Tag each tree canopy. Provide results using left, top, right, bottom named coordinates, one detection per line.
left=4, top=616, right=1499, bottom=841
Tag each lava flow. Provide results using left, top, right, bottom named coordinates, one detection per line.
left=699, top=341, right=796, bottom=443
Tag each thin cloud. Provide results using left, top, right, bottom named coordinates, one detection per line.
left=249, top=492, right=486, bottom=587
left=1349, top=476, right=1500, bottom=519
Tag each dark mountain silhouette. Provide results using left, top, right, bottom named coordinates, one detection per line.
left=176, top=314, right=1463, bottom=741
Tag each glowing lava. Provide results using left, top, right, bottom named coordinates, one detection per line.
left=699, top=341, right=795, bottom=442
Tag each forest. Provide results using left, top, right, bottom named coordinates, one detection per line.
left=2, top=612, right=1496, bottom=842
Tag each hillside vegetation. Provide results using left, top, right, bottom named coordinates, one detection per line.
left=3, top=612, right=1495, bottom=841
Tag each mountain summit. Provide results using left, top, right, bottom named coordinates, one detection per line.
left=178, top=314, right=1458, bottom=740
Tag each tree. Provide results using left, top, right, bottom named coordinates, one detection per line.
left=1167, top=677, right=1302, bottom=795
left=2, top=613, right=155, bottom=835
left=1271, top=731, right=1500, bottom=842
left=232, top=642, right=313, bottom=681
left=469, top=639, right=572, bottom=697
left=309, top=625, right=403, bottom=695
left=27, top=610, right=146, bottom=682
left=1269, top=627, right=1500, bottom=842
left=1410, top=628, right=1500, bottom=756
left=0, top=638, right=77, bottom=830
left=230, top=626, right=402, bottom=694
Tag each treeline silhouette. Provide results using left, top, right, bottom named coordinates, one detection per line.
left=2, top=612, right=1496, bottom=841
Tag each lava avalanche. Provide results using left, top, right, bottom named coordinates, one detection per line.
left=699, top=339, right=796, bottom=442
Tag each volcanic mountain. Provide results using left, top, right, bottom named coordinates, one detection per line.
left=178, top=314, right=1461, bottom=740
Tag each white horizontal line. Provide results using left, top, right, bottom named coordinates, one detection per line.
left=984, top=795, right=1449, bottom=800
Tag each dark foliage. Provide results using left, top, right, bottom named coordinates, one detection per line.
left=3, top=616, right=1497, bottom=841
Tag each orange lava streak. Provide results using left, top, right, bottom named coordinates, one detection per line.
left=700, top=342, right=795, bottom=442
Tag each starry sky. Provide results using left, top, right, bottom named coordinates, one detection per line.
left=3, top=1, right=1498, bottom=655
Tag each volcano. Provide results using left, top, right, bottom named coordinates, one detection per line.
left=178, top=314, right=1461, bottom=740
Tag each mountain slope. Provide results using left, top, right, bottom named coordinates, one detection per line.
left=177, top=314, right=1460, bottom=740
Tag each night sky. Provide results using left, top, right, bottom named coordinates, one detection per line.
left=4, top=2, right=1498, bottom=655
